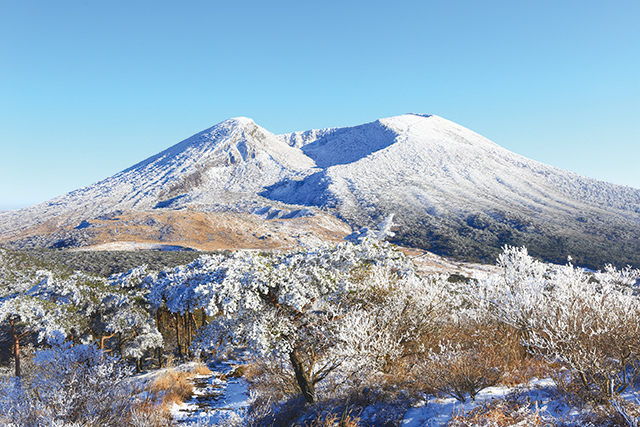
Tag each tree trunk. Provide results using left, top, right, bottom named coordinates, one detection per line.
left=190, top=312, right=197, bottom=336
left=182, top=314, right=191, bottom=359
left=100, top=332, right=116, bottom=350
left=9, top=318, right=24, bottom=378
left=186, top=313, right=192, bottom=350
left=290, top=347, right=316, bottom=404
left=201, top=308, right=208, bottom=328
left=117, top=332, right=123, bottom=356
left=156, top=310, right=164, bottom=335
left=13, top=333, right=21, bottom=378
left=174, top=313, right=183, bottom=358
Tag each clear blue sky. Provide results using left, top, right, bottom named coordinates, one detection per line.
left=1, top=1, right=639, bottom=210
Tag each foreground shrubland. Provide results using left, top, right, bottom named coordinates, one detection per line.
left=1, top=236, right=640, bottom=426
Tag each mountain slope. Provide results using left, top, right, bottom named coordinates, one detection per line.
left=2, top=114, right=640, bottom=269
left=0, top=118, right=347, bottom=251
left=57, top=117, right=314, bottom=213
left=272, top=115, right=640, bottom=267
left=271, top=114, right=640, bottom=267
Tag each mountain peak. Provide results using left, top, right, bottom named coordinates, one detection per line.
left=218, top=116, right=256, bottom=129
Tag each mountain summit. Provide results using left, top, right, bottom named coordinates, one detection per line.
left=2, top=114, right=640, bottom=269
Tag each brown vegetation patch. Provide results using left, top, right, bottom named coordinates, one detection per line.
left=148, top=368, right=195, bottom=406
left=293, top=411, right=361, bottom=427
left=144, top=363, right=210, bottom=407
left=1, top=208, right=352, bottom=251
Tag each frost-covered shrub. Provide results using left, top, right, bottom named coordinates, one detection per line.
left=447, top=398, right=555, bottom=426
left=611, top=400, right=640, bottom=427
left=33, top=341, right=135, bottom=424
left=414, top=340, right=504, bottom=403
left=334, top=266, right=453, bottom=374
left=243, top=355, right=300, bottom=403
left=0, top=341, right=136, bottom=426
left=526, top=265, right=640, bottom=401
left=0, top=376, right=35, bottom=427
left=469, top=246, right=550, bottom=335
left=469, top=246, right=640, bottom=401
left=127, top=406, right=173, bottom=427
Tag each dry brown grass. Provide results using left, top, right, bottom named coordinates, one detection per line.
left=145, top=363, right=210, bottom=408
left=192, top=363, right=212, bottom=376
left=127, top=402, right=174, bottom=427
left=124, top=363, right=213, bottom=426
left=293, top=410, right=361, bottom=427
left=4, top=209, right=351, bottom=252
left=149, top=369, right=194, bottom=406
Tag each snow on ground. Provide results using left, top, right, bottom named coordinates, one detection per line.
left=403, top=385, right=513, bottom=427
left=69, top=241, right=195, bottom=251
left=402, top=247, right=499, bottom=278
left=402, top=378, right=640, bottom=426
left=135, top=362, right=640, bottom=426
left=171, top=360, right=250, bottom=425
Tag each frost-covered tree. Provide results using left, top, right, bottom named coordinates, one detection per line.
left=149, top=240, right=419, bottom=403
left=0, top=252, right=67, bottom=376
left=147, top=256, right=228, bottom=357
left=469, top=246, right=550, bottom=334
left=97, top=292, right=162, bottom=370
left=100, top=266, right=163, bottom=370
left=334, top=265, right=453, bottom=376
left=0, top=256, right=162, bottom=375
left=0, top=295, right=69, bottom=377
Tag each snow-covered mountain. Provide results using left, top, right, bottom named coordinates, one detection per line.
left=2, top=114, right=640, bottom=269
left=23, top=117, right=315, bottom=215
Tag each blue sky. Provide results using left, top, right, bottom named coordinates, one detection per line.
left=1, top=1, right=639, bottom=210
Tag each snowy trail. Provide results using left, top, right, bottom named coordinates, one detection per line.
left=172, top=361, right=249, bottom=425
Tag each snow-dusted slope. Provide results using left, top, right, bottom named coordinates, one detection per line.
left=271, top=114, right=640, bottom=267
left=270, top=114, right=640, bottom=220
left=74, top=116, right=315, bottom=210
left=2, top=113, right=640, bottom=268
left=0, top=118, right=316, bottom=235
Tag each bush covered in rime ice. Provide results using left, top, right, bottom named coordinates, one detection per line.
left=0, top=341, right=134, bottom=426
left=469, top=246, right=640, bottom=401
